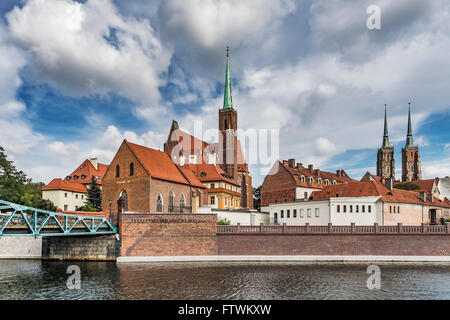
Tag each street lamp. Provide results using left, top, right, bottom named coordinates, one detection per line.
left=109, top=199, right=112, bottom=222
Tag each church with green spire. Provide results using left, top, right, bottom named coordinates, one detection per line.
left=377, top=105, right=395, bottom=180
left=402, top=103, right=422, bottom=181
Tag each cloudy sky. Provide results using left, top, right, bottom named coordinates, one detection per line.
left=1, top=0, right=450, bottom=186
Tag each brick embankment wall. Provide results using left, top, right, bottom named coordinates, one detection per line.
left=217, top=234, right=450, bottom=256
left=120, top=213, right=218, bottom=256
left=42, top=235, right=120, bottom=261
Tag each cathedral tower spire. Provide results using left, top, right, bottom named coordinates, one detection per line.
left=382, top=104, right=390, bottom=148
left=402, top=102, right=422, bottom=181
left=218, top=46, right=238, bottom=180
left=223, top=46, right=233, bottom=110
left=377, top=104, right=395, bottom=180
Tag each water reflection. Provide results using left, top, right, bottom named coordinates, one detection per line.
left=0, top=260, right=449, bottom=300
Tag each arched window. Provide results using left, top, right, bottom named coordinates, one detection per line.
left=180, top=194, right=186, bottom=213
left=168, top=191, right=175, bottom=212
left=130, top=162, right=134, bottom=176
left=116, top=165, right=120, bottom=178
left=156, top=194, right=163, bottom=212
left=224, top=119, right=228, bottom=129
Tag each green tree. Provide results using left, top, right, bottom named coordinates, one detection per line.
left=0, top=146, right=28, bottom=203
left=253, top=185, right=261, bottom=211
left=86, top=176, right=102, bottom=211
left=394, top=182, right=420, bottom=191
left=76, top=203, right=99, bottom=212
left=0, top=146, right=56, bottom=211
left=217, top=218, right=231, bottom=225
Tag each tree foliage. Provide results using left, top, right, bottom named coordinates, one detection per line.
left=394, top=182, right=421, bottom=191
left=253, top=185, right=261, bottom=211
left=86, top=175, right=102, bottom=211
left=217, top=217, right=231, bottom=225
left=76, top=203, right=99, bottom=212
left=0, top=146, right=56, bottom=210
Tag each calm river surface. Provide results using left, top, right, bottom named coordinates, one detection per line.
left=0, top=260, right=449, bottom=300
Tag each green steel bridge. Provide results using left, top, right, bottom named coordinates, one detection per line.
left=0, top=200, right=117, bottom=236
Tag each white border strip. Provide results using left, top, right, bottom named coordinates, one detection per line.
left=117, top=255, right=450, bottom=263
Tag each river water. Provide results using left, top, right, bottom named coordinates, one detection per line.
left=0, top=260, right=449, bottom=300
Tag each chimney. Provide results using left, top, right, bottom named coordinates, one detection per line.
left=314, top=169, right=320, bottom=177
left=427, top=193, right=433, bottom=202
left=308, top=164, right=313, bottom=172
left=419, top=192, right=426, bottom=202
left=288, top=159, right=295, bottom=168
left=384, top=178, right=393, bottom=190
left=89, top=158, right=98, bottom=170
left=296, top=163, right=303, bottom=170
left=282, top=160, right=289, bottom=166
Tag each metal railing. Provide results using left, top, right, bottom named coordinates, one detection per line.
left=218, top=222, right=450, bottom=235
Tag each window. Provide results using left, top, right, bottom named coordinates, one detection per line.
left=304, top=192, right=308, bottom=199
left=368, top=205, right=371, bottom=213
left=337, top=205, right=340, bottom=213
left=73, top=175, right=79, bottom=180
left=116, top=165, right=120, bottom=178
left=211, top=183, right=215, bottom=189
left=356, top=205, right=359, bottom=213
left=81, top=175, right=86, bottom=180
left=349, top=205, right=353, bottom=213
left=64, top=205, right=68, bottom=211
left=397, top=206, right=400, bottom=213
left=75, top=194, right=78, bottom=199
left=332, top=180, right=336, bottom=185
left=300, top=175, right=305, bottom=182
left=201, top=172, right=207, bottom=177
left=389, top=206, right=392, bottom=213
left=307, top=208, right=311, bottom=218
left=180, top=195, right=186, bottom=213
left=308, top=177, right=313, bottom=184
left=315, top=208, right=319, bottom=217
left=317, top=178, right=322, bottom=185
left=393, top=206, right=396, bottom=213
left=130, top=162, right=134, bottom=176
left=65, top=193, right=68, bottom=198
left=343, top=205, right=347, bottom=213
left=293, top=209, right=297, bottom=218
left=300, top=209, right=304, bottom=218
left=156, top=194, right=163, bottom=212
left=75, top=206, right=78, bottom=210
left=210, top=196, right=215, bottom=205
left=81, top=195, right=84, bottom=200
left=168, top=192, right=175, bottom=212
left=281, top=210, right=284, bottom=218
left=362, top=205, right=365, bottom=213
left=287, top=210, right=290, bottom=218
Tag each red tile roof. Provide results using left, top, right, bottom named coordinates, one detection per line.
left=176, top=165, right=207, bottom=189
left=395, top=178, right=438, bottom=193
left=279, top=161, right=356, bottom=189
left=310, top=180, right=450, bottom=208
left=126, top=141, right=192, bottom=186
left=42, top=178, right=87, bottom=193
left=182, top=163, right=241, bottom=186
left=66, top=159, right=109, bottom=185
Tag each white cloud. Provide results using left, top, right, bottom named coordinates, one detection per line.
left=422, top=158, right=450, bottom=179
left=7, top=0, right=171, bottom=108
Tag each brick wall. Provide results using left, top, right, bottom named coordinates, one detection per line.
left=120, top=213, right=218, bottom=256
left=42, top=235, right=120, bottom=261
left=261, top=163, right=296, bottom=207
left=217, top=234, right=450, bottom=256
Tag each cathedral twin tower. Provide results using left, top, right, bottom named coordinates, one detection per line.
left=377, top=103, right=422, bottom=182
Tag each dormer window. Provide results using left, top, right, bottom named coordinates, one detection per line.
left=308, top=177, right=313, bottom=184
left=200, top=172, right=206, bottom=178
left=324, top=179, right=329, bottom=186
left=73, top=175, right=79, bottom=180
left=81, top=175, right=86, bottom=180
left=332, top=180, right=336, bottom=185
left=317, top=178, right=322, bottom=185
left=66, top=176, right=71, bottom=180
left=299, top=175, right=305, bottom=183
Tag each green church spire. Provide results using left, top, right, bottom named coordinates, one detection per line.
left=382, top=104, right=390, bottom=148
left=222, top=46, right=233, bottom=110
left=405, top=102, right=414, bottom=148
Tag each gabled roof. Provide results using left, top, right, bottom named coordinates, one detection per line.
left=67, top=159, right=109, bottom=185
left=277, top=161, right=356, bottom=189
left=310, top=180, right=450, bottom=208
left=176, top=165, right=207, bottom=189
left=360, top=172, right=384, bottom=183
left=181, top=163, right=241, bottom=186
left=42, top=178, right=87, bottom=193
left=126, top=141, right=192, bottom=186
left=396, top=178, right=438, bottom=193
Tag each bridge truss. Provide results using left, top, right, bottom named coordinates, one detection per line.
left=0, top=200, right=117, bottom=236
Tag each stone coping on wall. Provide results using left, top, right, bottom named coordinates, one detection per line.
left=117, top=255, right=450, bottom=263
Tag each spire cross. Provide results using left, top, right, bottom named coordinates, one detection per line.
left=226, top=46, right=230, bottom=58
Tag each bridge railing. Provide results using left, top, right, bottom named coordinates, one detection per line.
left=0, top=200, right=117, bottom=236
left=218, top=222, right=450, bottom=235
